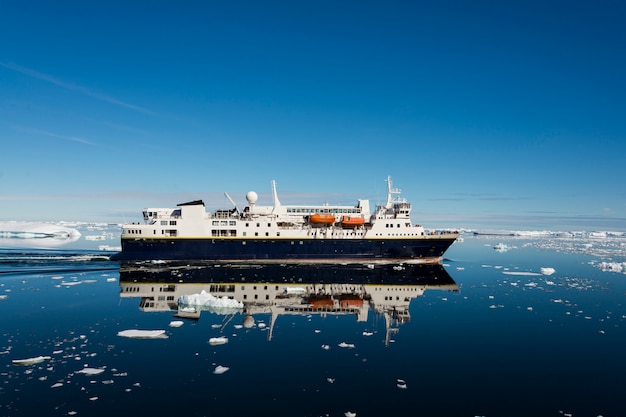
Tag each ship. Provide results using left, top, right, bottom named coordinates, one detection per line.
left=110, top=177, right=459, bottom=263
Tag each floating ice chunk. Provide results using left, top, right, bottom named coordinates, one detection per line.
left=397, top=379, right=407, bottom=389
left=321, top=344, right=330, bottom=350
left=362, top=331, right=373, bottom=336
left=51, top=382, right=64, bottom=388
left=12, top=355, right=51, bottom=365
left=503, top=271, right=541, bottom=276
left=208, top=337, right=228, bottom=345
left=540, top=267, right=556, bottom=275
left=345, top=412, right=357, bottom=417
left=89, top=397, right=98, bottom=401
left=338, top=342, right=355, bottom=348
left=0, top=295, right=7, bottom=300
left=67, top=411, right=77, bottom=415
left=213, top=365, right=229, bottom=374
left=327, top=377, right=335, bottom=383
left=258, top=322, right=266, bottom=329
left=117, top=329, right=167, bottom=339
left=77, top=368, right=105, bottom=375
left=169, top=321, right=184, bottom=328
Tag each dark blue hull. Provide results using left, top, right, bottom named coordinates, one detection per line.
left=110, top=237, right=456, bottom=262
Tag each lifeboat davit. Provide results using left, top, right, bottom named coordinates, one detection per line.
left=341, top=216, right=365, bottom=227
left=310, top=213, right=336, bottom=224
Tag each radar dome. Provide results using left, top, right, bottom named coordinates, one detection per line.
left=242, top=314, right=255, bottom=328
left=246, top=191, right=258, bottom=204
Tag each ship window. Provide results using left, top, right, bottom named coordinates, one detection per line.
left=220, top=221, right=228, bottom=226
left=255, top=232, right=258, bottom=236
left=268, top=223, right=271, bottom=227
left=161, top=221, right=168, bottom=226
left=212, top=230, right=218, bottom=236
left=212, top=221, right=219, bottom=226
left=256, top=223, right=260, bottom=227
left=265, top=232, right=269, bottom=236
left=170, top=221, right=177, bottom=226
left=229, top=230, right=236, bottom=236
left=245, top=223, right=249, bottom=227
left=277, top=232, right=280, bottom=236
left=266, top=295, right=270, bottom=300
left=229, top=221, right=236, bottom=226
left=243, top=294, right=247, bottom=299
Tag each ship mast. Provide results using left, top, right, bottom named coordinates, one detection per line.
left=385, top=176, right=401, bottom=209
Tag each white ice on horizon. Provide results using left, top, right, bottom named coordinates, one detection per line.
left=0, top=221, right=81, bottom=248
left=117, top=329, right=167, bottom=339
left=179, top=290, right=243, bottom=309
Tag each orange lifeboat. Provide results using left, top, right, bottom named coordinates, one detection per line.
left=339, top=296, right=364, bottom=308
left=341, top=216, right=365, bottom=227
left=308, top=295, right=334, bottom=309
left=310, top=213, right=336, bottom=224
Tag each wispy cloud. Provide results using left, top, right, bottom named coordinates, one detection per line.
left=15, top=127, right=96, bottom=146
left=0, top=62, right=153, bottom=115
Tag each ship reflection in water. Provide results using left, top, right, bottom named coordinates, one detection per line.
left=119, top=263, right=458, bottom=345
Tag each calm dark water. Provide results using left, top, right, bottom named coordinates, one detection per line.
left=1, top=235, right=625, bottom=417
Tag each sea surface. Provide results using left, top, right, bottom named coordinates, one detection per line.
left=1, top=226, right=625, bottom=417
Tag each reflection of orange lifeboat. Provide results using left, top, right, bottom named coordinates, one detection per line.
left=339, top=296, right=364, bottom=308
left=341, top=216, right=365, bottom=227
left=308, top=295, right=334, bottom=309
left=310, top=213, right=336, bottom=224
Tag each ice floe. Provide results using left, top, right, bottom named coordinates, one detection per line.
left=12, top=355, right=51, bottom=365
left=213, top=365, right=230, bottom=374
left=77, top=367, right=105, bottom=375
left=117, top=329, right=167, bottom=339
left=338, top=342, right=355, bottom=348
left=540, top=267, right=556, bottom=275
left=169, top=321, right=184, bottom=327
left=208, top=337, right=228, bottom=345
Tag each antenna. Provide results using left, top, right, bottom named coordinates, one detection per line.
left=224, top=192, right=239, bottom=213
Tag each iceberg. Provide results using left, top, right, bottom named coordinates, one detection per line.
left=540, top=267, right=556, bottom=275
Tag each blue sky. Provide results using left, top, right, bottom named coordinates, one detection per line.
left=1, top=1, right=625, bottom=230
